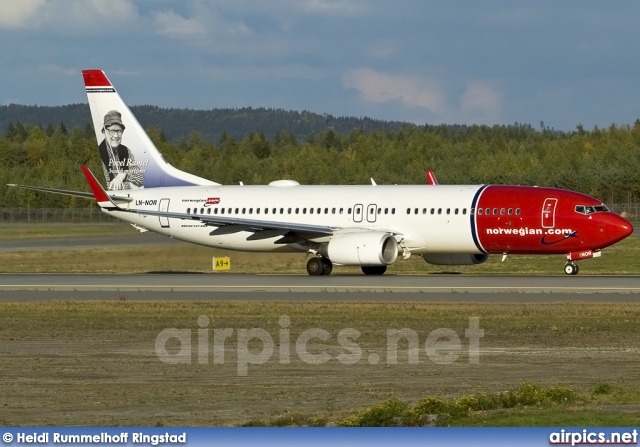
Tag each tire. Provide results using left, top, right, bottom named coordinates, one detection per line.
left=564, top=263, right=577, bottom=275
left=321, top=258, right=333, bottom=275
left=361, top=265, right=387, bottom=275
left=306, top=257, right=325, bottom=276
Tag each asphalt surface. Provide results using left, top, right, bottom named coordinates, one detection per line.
left=0, top=232, right=180, bottom=252
left=0, top=273, right=638, bottom=302
left=2, top=232, right=639, bottom=302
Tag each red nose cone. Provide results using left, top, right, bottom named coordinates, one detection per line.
left=601, top=214, right=634, bottom=247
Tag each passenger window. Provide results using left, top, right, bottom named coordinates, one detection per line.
left=446, top=208, right=451, bottom=215
left=303, top=208, right=307, bottom=214
left=207, top=208, right=211, bottom=215
left=407, top=208, right=411, bottom=215
left=516, top=208, right=520, bottom=215
left=200, top=208, right=203, bottom=214
left=235, top=208, right=239, bottom=214
left=310, top=208, right=313, bottom=214
left=500, top=208, right=505, bottom=215
left=295, top=208, right=299, bottom=214
left=288, top=208, right=291, bottom=214
left=187, top=208, right=190, bottom=214
left=242, top=208, right=246, bottom=214
left=423, top=208, right=427, bottom=214
left=438, top=208, right=442, bottom=215
left=462, top=209, right=466, bottom=215
left=414, top=208, right=419, bottom=214
left=392, top=208, right=396, bottom=214
left=324, top=208, right=328, bottom=214
left=508, top=208, right=512, bottom=215
left=332, top=208, right=336, bottom=214
left=348, top=208, right=352, bottom=214
left=385, top=208, right=388, bottom=214
left=430, top=208, right=435, bottom=215
left=221, top=208, right=225, bottom=215
left=279, top=208, right=284, bottom=214
left=340, top=208, right=343, bottom=214
left=477, top=208, right=482, bottom=215
left=493, top=208, right=497, bottom=215
left=249, top=208, right=253, bottom=214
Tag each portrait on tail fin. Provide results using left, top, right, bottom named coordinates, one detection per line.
left=98, top=110, right=145, bottom=190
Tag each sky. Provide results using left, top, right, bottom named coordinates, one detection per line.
left=1, top=0, right=640, bottom=131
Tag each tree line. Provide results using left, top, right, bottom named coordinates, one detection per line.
left=1, top=118, right=639, bottom=209
left=0, top=104, right=407, bottom=143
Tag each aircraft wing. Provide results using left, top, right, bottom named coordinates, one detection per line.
left=134, top=208, right=335, bottom=236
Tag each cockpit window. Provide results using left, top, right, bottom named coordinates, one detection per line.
left=575, top=204, right=610, bottom=215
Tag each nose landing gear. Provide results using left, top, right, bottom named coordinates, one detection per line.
left=564, top=261, right=579, bottom=275
left=564, top=249, right=601, bottom=275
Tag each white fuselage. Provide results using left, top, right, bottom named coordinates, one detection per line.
left=109, top=184, right=484, bottom=254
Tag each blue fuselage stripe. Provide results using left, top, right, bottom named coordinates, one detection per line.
left=470, top=185, right=489, bottom=253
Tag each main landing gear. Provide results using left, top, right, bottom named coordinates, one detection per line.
left=306, top=256, right=333, bottom=276
left=305, top=257, right=388, bottom=276
left=564, top=261, right=579, bottom=276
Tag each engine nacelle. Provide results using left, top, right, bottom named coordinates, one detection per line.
left=319, top=232, right=398, bottom=266
left=422, top=253, right=489, bottom=265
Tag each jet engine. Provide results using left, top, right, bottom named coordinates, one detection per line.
left=319, top=232, right=398, bottom=266
left=422, top=253, right=489, bottom=265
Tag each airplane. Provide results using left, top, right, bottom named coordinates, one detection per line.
left=9, top=70, right=634, bottom=276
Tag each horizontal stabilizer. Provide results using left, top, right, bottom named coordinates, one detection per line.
left=7, top=183, right=132, bottom=203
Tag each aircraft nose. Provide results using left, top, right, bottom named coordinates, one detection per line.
left=599, top=213, right=633, bottom=247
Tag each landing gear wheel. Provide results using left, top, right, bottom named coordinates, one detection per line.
left=321, top=258, right=333, bottom=275
left=306, top=257, right=325, bottom=276
left=361, top=265, right=387, bottom=275
left=564, top=262, right=579, bottom=275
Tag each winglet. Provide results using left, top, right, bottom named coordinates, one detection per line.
left=425, top=170, right=439, bottom=185
left=81, top=165, right=118, bottom=208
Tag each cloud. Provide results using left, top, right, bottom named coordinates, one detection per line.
left=342, top=68, right=504, bottom=124
left=302, top=0, right=366, bottom=16
left=342, top=68, right=447, bottom=115
left=152, top=9, right=208, bottom=40
left=0, top=0, right=138, bottom=31
left=0, top=0, right=46, bottom=29
left=459, top=81, right=503, bottom=122
left=86, top=0, right=137, bottom=19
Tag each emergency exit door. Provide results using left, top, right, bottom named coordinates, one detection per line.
left=159, top=198, right=170, bottom=228
left=542, top=198, right=557, bottom=228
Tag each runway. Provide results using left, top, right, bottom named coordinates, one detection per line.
left=1, top=273, right=639, bottom=302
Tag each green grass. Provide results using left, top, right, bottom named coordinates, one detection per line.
left=1, top=301, right=640, bottom=425
left=247, top=382, right=640, bottom=427
left=0, top=224, right=638, bottom=274
left=0, top=223, right=132, bottom=239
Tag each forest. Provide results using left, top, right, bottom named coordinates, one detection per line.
left=0, top=115, right=639, bottom=211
